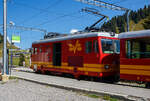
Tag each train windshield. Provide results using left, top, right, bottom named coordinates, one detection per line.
left=126, top=38, right=150, bottom=59
left=101, top=39, right=120, bottom=54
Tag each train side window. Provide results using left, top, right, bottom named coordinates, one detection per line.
left=39, top=47, right=42, bottom=53
left=85, top=41, right=92, bottom=53
left=34, top=48, right=37, bottom=54
left=93, top=40, right=99, bottom=53
left=46, top=46, right=51, bottom=54
left=126, top=39, right=150, bottom=59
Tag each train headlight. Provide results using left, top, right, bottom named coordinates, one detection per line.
left=104, top=65, right=110, bottom=69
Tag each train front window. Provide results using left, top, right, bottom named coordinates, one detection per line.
left=101, top=39, right=120, bottom=54
left=126, top=38, right=150, bottom=59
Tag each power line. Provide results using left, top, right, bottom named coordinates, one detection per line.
left=81, top=7, right=109, bottom=18
left=76, top=0, right=129, bottom=11
left=33, top=11, right=81, bottom=27
left=13, top=2, right=52, bottom=13
left=17, top=0, right=64, bottom=25
left=76, top=0, right=131, bottom=31
left=112, top=0, right=127, bottom=5
left=0, top=24, right=47, bottom=35
left=81, top=7, right=108, bottom=31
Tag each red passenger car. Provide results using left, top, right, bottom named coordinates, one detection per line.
left=31, top=32, right=120, bottom=81
left=119, top=30, right=150, bottom=88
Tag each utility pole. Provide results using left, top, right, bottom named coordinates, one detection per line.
left=2, top=0, right=9, bottom=81
left=126, top=10, right=130, bottom=32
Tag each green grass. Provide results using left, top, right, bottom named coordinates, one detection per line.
left=8, top=53, right=30, bottom=67
left=25, top=55, right=31, bottom=67
left=83, top=93, right=119, bottom=101
left=10, top=57, right=20, bottom=66
left=86, top=94, right=100, bottom=98
left=103, top=95, right=118, bottom=101
left=129, top=18, right=146, bottom=31
left=1, top=81, right=7, bottom=84
left=9, top=76, right=19, bottom=83
left=9, top=76, right=18, bottom=80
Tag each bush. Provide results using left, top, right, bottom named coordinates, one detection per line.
left=19, top=53, right=25, bottom=66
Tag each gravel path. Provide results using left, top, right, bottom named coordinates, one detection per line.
left=0, top=79, right=102, bottom=101
left=11, top=69, right=150, bottom=100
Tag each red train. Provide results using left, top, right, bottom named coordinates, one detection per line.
left=30, top=30, right=150, bottom=88
left=119, top=30, right=150, bottom=88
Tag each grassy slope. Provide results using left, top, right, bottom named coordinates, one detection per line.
left=129, top=17, right=147, bottom=31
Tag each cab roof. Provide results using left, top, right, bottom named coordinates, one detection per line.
left=33, top=32, right=118, bottom=44
left=118, top=30, right=150, bottom=39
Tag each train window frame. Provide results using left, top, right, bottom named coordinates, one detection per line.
left=126, top=39, right=150, bottom=59
left=101, top=39, right=114, bottom=54
left=85, top=41, right=92, bottom=53
left=34, top=48, right=38, bottom=54
left=114, top=40, right=120, bottom=54
left=39, top=47, right=42, bottom=53
left=101, top=39, right=120, bottom=54
left=46, top=46, right=51, bottom=54
left=93, top=40, right=99, bottom=53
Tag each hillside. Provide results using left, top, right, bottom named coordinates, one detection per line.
left=130, top=17, right=147, bottom=31
left=100, top=5, right=150, bottom=33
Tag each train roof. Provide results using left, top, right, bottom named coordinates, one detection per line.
left=33, top=32, right=118, bottom=44
left=118, top=30, right=150, bottom=39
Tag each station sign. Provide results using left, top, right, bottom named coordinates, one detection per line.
left=12, top=35, right=20, bottom=43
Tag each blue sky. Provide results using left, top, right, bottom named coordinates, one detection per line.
left=0, top=0, right=149, bottom=49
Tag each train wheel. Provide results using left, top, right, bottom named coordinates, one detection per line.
left=112, top=74, right=120, bottom=83
left=35, top=70, right=41, bottom=74
left=41, top=70, right=45, bottom=74
left=74, top=74, right=80, bottom=80
left=146, top=82, right=150, bottom=88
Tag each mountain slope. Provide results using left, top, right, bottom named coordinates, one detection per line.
left=100, top=5, right=150, bottom=33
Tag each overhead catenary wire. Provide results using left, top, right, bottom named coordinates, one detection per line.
left=112, top=0, right=128, bottom=5
left=76, top=0, right=131, bottom=31
left=32, top=0, right=128, bottom=30
left=0, top=24, right=47, bottom=35
left=13, top=2, right=52, bottom=13
left=80, top=7, right=109, bottom=32
left=33, top=11, right=82, bottom=27
left=16, top=0, right=64, bottom=25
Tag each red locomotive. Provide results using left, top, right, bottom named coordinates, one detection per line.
left=31, top=32, right=120, bottom=81
left=31, top=30, right=150, bottom=88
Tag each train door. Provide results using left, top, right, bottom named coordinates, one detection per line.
left=53, top=43, right=61, bottom=66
